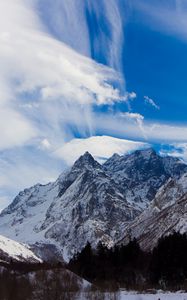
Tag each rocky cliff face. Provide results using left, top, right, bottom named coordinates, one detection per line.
left=104, top=148, right=187, bottom=209
left=0, top=149, right=186, bottom=260
left=118, top=173, right=187, bottom=251
left=0, top=152, right=140, bottom=260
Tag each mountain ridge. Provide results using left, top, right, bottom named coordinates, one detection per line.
left=0, top=148, right=187, bottom=260
left=118, top=173, right=187, bottom=251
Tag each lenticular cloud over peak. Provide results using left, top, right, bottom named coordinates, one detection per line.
left=54, top=135, right=148, bottom=165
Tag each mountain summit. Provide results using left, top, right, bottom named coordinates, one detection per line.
left=73, top=151, right=101, bottom=169
left=0, top=149, right=186, bottom=261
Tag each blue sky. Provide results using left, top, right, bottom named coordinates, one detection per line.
left=0, top=0, right=187, bottom=209
left=85, top=0, right=187, bottom=124
left=124, top=11, right=187, bottom=123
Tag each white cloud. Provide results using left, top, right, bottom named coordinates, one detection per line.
left=124, top=91, right=137, bottom=101
left=122, top=112, right=144, bottom=121
left=144, top=96, right=160, bottom=110
left=128, top=92, right=137, bottom=100
left=37, top=0, right=91, bottom=58
left=37, top=0, right=124, bottom=75
left=54, top=135, right=148, bottom=165
left=0, top=107, right=36, bottom=149
left=91, top=112, right=187, bottom=143
left=40, top=139, right=51, bottom=150
left=0, top=135, right=147, bottom=209
left=160, top=143, right=187, bottom=162
left=46, top=107, right=187, bottom=144
left=133, top=0, right=187, bottom=42
left=120, top=112, right=147, bottom=139
left=91, top=0, right=124, bottom=73
left=0, top=0, right=126, bottom=151
left=1, top=0, right=187, bottom=210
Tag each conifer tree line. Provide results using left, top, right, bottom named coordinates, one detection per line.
left=0, top=232, right=187, bottom=299
left=68, top=232, right=187, bottom=291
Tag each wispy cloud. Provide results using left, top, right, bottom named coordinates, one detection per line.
left=92, top=112, right=187, bottom=143
left=144, top=96, right=160, bottom=110
left=0, top=133, right=148, bottom=210
left=37, top=0, right=91, bottom=57
left=37, top=0, right=125, bottom=80
left=87, top=0, right=124, bottom=73
left=133, top=0, right=187, bottom=42
left=1, top=0, right=187, bottom=211
left=160, top=143, right=187, bottom=162
left=0, top=0, right=126, bottom=152
left=0, top=0, right=131, bottom=209
left=126, top=92, right=137, bottom=101
left=120, top=112, right=147, bottom=139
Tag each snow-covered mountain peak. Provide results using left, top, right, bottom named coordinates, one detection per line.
left=0, top=150, right=141, bottom=260
left=108, top=153, right=122, bottom=162
left=0, top=149, right=187, bottom=261
left=133, top=148, right=156, bottom=159
left=73, top=151, right=101, bottom=170
left=104, top=147, right=161, bottom=174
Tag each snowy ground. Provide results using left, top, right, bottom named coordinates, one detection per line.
left=120, top=292, right=187, bottom=300
left=79, top=291, right=187, bottom=300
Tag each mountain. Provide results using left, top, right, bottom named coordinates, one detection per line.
left=0, top=152, right=140, bottom=260
left=118, top=173, right=187, bottom=251
left=0, top=149, right=186, bottom=261
left=0, top=234, right=41, bottom=263
left=103, top=148, right=187, bottom=209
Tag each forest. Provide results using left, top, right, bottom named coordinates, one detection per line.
left=0, top=232, right=187, bottom=300
left=69, top=232, right=187, bottom=291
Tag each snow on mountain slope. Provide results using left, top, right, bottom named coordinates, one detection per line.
left=0, top=149, right=186, bottom=261
left=0, top=234, right=42, bottom=263
left=103, top=148, right=187, bottom=210
left=118, top=173, right=187, bottom=251
left=0, top=181, right=60, bottom=243
left=152, top=173, right=187, bottom=210
left=0, top=152, right=140, bottom=260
